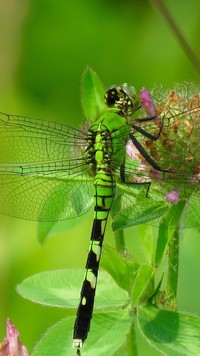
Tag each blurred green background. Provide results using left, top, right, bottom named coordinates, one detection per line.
left=0, top=0, right=200, bottom=354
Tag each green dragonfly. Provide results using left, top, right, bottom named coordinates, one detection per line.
left=0, top=68, right=199, bottom=353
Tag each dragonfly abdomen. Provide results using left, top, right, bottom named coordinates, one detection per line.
left=73, top=172, right=115, bottom=350
left=73, top=125, right=116, bottom=351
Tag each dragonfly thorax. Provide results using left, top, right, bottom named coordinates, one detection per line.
left=86, top=124, right=113, bottom=176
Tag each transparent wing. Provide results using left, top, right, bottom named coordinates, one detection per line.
left=0, top=112, right=88, bottom=163
left=0, top=112, right=94, bottom=221
left=113, top=173, right=200, bottom=229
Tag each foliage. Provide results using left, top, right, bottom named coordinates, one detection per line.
left=14, top=68, right=200, bottom=355
left=1, top=2, right=200, bottom=355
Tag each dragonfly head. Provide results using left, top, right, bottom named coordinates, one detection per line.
left=105, top=84, right=139, bottom=116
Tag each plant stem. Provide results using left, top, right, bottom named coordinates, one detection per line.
left=155, top=201, right=185, bottom=309
left=166, top=228, right=179, bottom=310
left=113, top=229, right=138, bottom=354
left=149, top=0, right=200, bottom=74
left=125, top=318, right=138, bottom=355
left=114, top=228, right=126, bottom=252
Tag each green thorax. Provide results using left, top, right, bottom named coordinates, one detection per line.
left=86, top=111, right=130, bottom=178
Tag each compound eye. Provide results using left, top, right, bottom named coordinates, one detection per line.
left=104, top=86, right=122, bottom=108
left=105, top=84, right=138, bottom=117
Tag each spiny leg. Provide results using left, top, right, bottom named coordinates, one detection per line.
left=130, top=134, right=162, bottom=171
left=132, top=123, right=162, bottom=141
left=120, top=160, right=152, bottom=197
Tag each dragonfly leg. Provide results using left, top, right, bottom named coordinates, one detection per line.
left=120, top=160, right=126, bottom=182
left=135, top=114, right=157, bottom=122
left=130, top=134, right=162, bottom=171
left=132, top=117, right=164, bottom=141
left=145, top=182, right=152, bottom=198
left=120, top=161, right=152, bottom=196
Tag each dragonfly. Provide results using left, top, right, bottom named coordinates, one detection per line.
left=0, top=69, right=199, bottom=354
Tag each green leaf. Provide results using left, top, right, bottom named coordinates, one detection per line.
left=40, top=180, right=93, bottom=220
left=112, top=203, right=167, bottom=231
left=37, top=180, right=93, bottom=242
left=132, top=225, right=157, bottom=265
left=101, top=244, right=139, bottom=292
left=17, top=269, right=128, bottom=309
left=184, top=193, right=200, bottom=230
left=32, top=311, right=130, bottom=356
left=81, top=66, right=106, bottom=120
left=31, top=316, right=75, bottom=356
left=112, top=181, right=169, bottom=231
left=155, top=200, right=186, bottom=266
left=131, top=264, right=155, bottom=306
left=37, top=209, right=92, bottom=243
left=137, top=305, right=200, bottom=355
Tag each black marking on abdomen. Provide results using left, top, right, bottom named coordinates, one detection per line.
left=73, top=206, right=110, bottom=345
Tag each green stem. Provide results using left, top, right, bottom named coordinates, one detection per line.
left=113, top=229, right=138, bottom=354
left=166, top=228, right=179, bottom=310
left=155, top=201, right=185, bottom=309
left=125, top=319, right=138, bottom=355
left=117, top=322, right=138, bottom=355
left=114, top=228, right=126, bottom=252
left=149, top=0, right=200, bottom=74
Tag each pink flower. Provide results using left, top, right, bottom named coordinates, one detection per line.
left=0, top=319, right=29, bottom=356
left=126, top=140, right=148, bottom=172
left=166, top=190, right=180, bottom=204
left=140, top=88, right=157, bottom=116
left=126, top=139, right=140, bottom=160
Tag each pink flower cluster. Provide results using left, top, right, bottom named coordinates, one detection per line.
left=0, top=319, right=29, bottom=356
